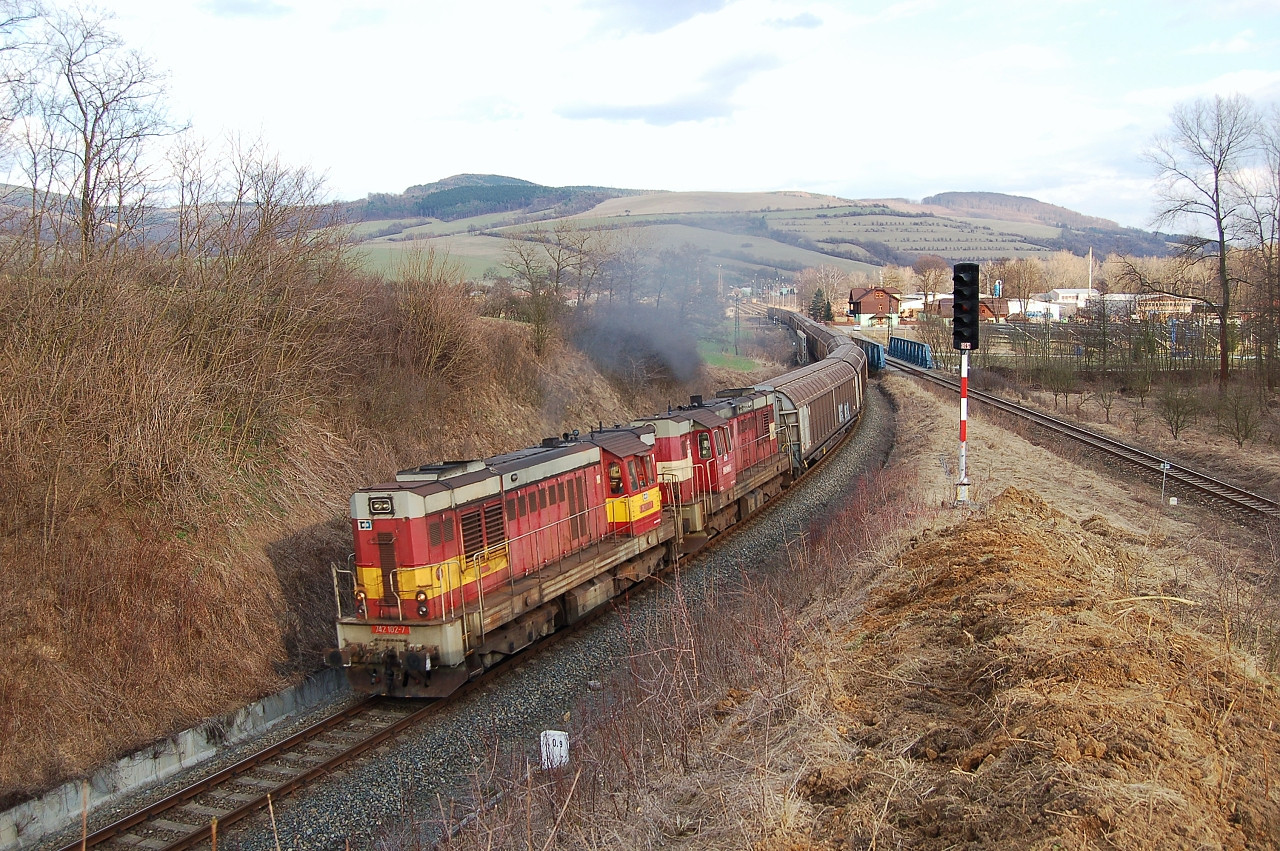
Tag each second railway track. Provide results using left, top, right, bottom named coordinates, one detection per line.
left=889, top=355, right=1280, bottom=521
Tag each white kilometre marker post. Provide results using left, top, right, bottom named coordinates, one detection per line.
left=952, top=263, right=981, bottom=506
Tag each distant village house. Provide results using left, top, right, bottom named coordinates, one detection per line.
left=847, top=286, right=901, bottom=328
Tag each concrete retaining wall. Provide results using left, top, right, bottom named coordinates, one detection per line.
left=1, top=668, right=345, bottom=850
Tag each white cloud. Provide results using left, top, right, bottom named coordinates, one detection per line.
left=71, top=0, right=1280, bottom=229
left=1186, top=30, right=1262, bottom=55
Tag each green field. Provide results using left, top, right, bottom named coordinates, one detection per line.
left=697, top=339, right=760, bottom=372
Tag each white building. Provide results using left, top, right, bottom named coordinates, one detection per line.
left=1043, top=288, right=1099, bottom=308
left=1008, top=298, right=1064, bottom=321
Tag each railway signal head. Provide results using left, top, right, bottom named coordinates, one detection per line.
left=952, top=262, right=980, bottom=351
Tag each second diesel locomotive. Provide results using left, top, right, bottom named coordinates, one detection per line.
left=327, top=311, right=868, bottom=697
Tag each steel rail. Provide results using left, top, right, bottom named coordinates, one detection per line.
left=889, top=356, right=1280, bottom=520
left=53, top=697, right=437, bottom=851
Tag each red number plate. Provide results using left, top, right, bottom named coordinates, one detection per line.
left=371, top=624, right=410, bottom=635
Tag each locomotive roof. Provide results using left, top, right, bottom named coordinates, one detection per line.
left=352, top=440, right=601, bottom=519
left=580, top=425, right=656, bottom=459
left=685, top=407, right=731, bottom=429
left=631, top=405, right=731, bottom=434
left=486, top=440, right=595, bottom=471
left=487, top=440, right=601, bottom=489
left=712, top=387, right=771, bottom=416
left=362, top=466, right=496, bottom=497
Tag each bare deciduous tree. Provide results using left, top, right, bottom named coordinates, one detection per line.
left=1089, top=379, right=1119, bottom=424
left=1138, top=94, right=1260, bottom=383
left=794, top=265, right=849, bottom=320
left=46, top=7, right=180, bottom=262
left=1155, top=381, right=1200, bottom=439
left=912, top=254, right=948, bottom=306
left=1237, top=105, right=1280, bottom=388
left=1214, top=384, right=1262, bottom=447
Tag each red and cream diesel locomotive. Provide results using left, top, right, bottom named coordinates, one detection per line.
left=328, top=312, right=869, bottom=697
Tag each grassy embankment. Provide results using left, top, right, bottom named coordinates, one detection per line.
left=0, top=237, right=779, bottom=808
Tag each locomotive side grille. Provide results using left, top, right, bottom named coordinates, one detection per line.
left=483, top=501, right=505, bottom=544
left=429, top=521, right=442, bottom=547
left=376, top=532, right=398, bottom=603
left=461, top=508, right=484, bottom=555
left=567, top=480, right=580, bottom=540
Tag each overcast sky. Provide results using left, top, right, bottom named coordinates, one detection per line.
left=103, top=0, right=1280, bottom=230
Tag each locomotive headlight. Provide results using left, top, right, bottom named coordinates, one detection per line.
left=416, top=589, right=429, bottom=617
left=355, top=588, right=367, bottom=618
left=415, top=590, right=428, bottom=602
left=368, top=496, right=394, bottom=515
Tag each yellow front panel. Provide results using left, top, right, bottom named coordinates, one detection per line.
left=607, top=487, right=662, bottom=524
left=357, top=548, right=513, bottom=598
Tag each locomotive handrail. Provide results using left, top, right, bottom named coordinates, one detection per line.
left=469, top=550, right=486, bottom=645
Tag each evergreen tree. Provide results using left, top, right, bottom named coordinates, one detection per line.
left=809, top=287, right=827, bottom=321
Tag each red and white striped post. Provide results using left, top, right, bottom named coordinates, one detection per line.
left=957, top=350, right=970, bottom=504
left=951, top=262, right=980, bottom=505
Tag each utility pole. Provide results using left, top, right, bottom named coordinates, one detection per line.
left=734, top=295, right=741, bottom=355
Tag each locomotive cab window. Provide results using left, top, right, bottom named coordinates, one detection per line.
left=713, top=429, right=727, bottom=457
left=625, top=460, right=639, bottom=491
left=698, top=432, right=712, bottom=459
left=608, top=462, right=624, bottom=495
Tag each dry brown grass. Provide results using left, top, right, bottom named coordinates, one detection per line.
left=0, top=237, right=783, bottom=808
left=427, top=372, right=1280, bottom=850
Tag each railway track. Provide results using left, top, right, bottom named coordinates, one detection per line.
left=57, top=590, right=626, bottom=851
left=51, top=697, right=445, bottom=851
left=889, top=356, right=1280, bottom=521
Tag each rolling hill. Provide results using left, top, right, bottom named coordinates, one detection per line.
left=344, top=175, right=1176, bottom=282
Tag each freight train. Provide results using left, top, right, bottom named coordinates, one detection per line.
left=326, top=309, right=869, bottom=697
